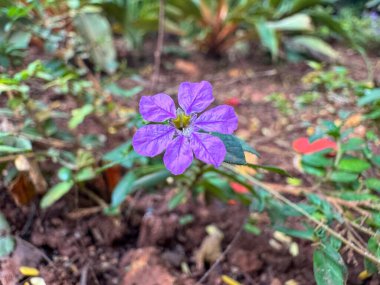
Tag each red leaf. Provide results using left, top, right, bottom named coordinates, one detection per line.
left=224, top=97, right=240, bottom=107
left=230, top=182, right=250, bottom=194
left=292, top=137, right=337, bottom=154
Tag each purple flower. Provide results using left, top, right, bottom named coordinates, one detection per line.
left=132, top=81, right=238, bottom=175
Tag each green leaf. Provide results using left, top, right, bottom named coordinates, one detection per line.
left=68, top=104, right=94, bottom=129
left=212, top=133, right=246, bottom=165
left=358, top=89, right=380, bottom=106
left=168, top=188, right=187, bottom=210
left=313, top=245, right=347, bottom=285
left=337, top=158, right=370, bottom=173
left=0, top=236, right=15, bottom=257
left=110, top=171, right=136, bottom=208
left=302, top=164, right=326, bottom=177
left=247, top=164, right=290, bottom=176
left=341, top=138, right=364, bottom=151
left=339, top=192, right=379, bottom=202
left=132, top=169, right=170, bottom=190
left=0, top=213, right=10, bottom=232
left=58, top=167, right=72, bottom=181
left=372, top=155, right=380, bottom=167
left=302, top=153, right=333, bottom=168
left=243, top=223, right=261, bottom=235
left=364, top=236, right=380, bottom=274
left=275, top=225, right=315, bottom=240
left=74, top=12, right=117, bottom=73
left=179, top=214, right=194, bottom=226
left=75, top=167, right=95, bottom=182
left=255, top=18, right=279, bottom=60
left=105, top=83, right=143, bottom=98
left=40, top=181, right=74, bottom=208
left=286, top=35, right=339, bottom=60
left=268, top=14, right=313, bottom=31
left=238, top=138, right=260, bottom=157
left=366, top=178, right=380, bottom=193
left=330, top=171, right=358, bottom=183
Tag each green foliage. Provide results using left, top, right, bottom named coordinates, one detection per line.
left=168, top=0, right=346, bottom=59
left=336, top=8, right=380, bottom=52
left=0, top=212, right=15, bottom=257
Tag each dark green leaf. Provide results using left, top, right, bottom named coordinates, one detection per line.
left=238, top=138, right=260, bottom=157
left=110, top=171, right=136, bottom=208
left=364, top=236, right=380, bottom=274
left=212, top=133, right=246, bottom=165
left=302, top=164, right=326, bottom=177
left=168, top=188, right=186, bottom=210
left=247, top=164, right=290, bottom=176
left=302, top=153, right=333, bottom=168
left=330, top=171, right=358, bottom=183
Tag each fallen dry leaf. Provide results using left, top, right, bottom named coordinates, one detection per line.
left=174, top=59, right=200, bottom=77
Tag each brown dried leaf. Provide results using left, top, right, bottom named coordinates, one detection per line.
left=8, top=172, right=37, bottom=206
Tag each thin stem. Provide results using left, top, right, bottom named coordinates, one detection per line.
left=78, top=185, right=108, bottom=209
left=150, top=0, right=165, bottom=92
left=196, top=218, right=246, bottom=284
left=222, top=164, right=380, bottom=267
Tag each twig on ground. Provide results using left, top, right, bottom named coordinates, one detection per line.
left=150, top=0, right=165, bottom=92
left=196, top=219, right=246, bottom=284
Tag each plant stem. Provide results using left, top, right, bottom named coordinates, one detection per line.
left=222, top=164, right=380, bottom=267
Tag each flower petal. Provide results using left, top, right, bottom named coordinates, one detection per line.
left=132, top=124, right=175, bottom=157
left=190, top=132, right=226, bottom=167
left=194, top=105, right=238, bottom=134
left=164, top=135, right=193, bottom=175
left=139, top=93, right=176, bottom=122
left=178, top=81, right=214, bottom=114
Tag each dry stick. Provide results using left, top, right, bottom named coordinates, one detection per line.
left=196, top=221, right=246, bottom=285
left=222, top=164, right=380, bottom=267
left=150, top=0, right=165, bottom=92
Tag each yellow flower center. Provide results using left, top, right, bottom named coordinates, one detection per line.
left=172, top=112, right=191, bottom=130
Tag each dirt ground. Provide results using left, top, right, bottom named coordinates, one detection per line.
left=1, top=44, right=380, bottom=285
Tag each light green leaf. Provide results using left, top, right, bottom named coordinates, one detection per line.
left=0, top=236, right=15, bottom=257
left=287, top=36, right=339, bottom=60
left=366, top=178, right=380, bottom=193
left=68, top=104, right=93, bottom=129
left=337, top=158, right=370, bottom=173
left=74, top=12, right=117, bottom=73
left=313, top=246, right=347, bottom=285
left=268, top=14, right=313, bottom=31
left=105, top=83, right=143, bottom=98
left=358, top=89, right=380, bottom=106
left=40, top=181, right=74, bottom=208
left=75, top=167, right=95, bottom=182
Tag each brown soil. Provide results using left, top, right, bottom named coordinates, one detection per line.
left=1, top=45, right=380, bottom=285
